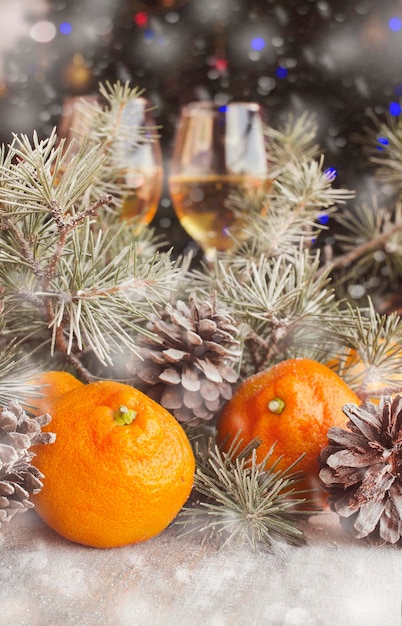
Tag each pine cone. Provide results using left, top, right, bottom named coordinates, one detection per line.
left=319, top=396, right=402, bottom=545
left=0, top=400, right=55, bottom=525
left=127, top=293, right=241, bottom=425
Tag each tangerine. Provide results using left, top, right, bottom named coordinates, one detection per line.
left=31, top=380, right=195, bottom=548
left=23, top=370, right=83, bottom=415
left=216, top=358, right=360, bottom=482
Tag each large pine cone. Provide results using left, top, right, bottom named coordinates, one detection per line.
left=127, top=293, right=241, bottom=425
left=319, top=395, right=402, bottom=545
left=0, top=400, right=55, bottom=525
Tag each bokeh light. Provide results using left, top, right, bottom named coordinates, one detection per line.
left=214, top=58, right=228, bottom=72
left=144, top=28, right=156, bottom=42
left=377, top=136, right=390, bottom=150
left=389, top=101, right=401, bottom=116
left=317, top=213, right=330, bottom=225
left=251, top=37, right=265, bottom=51
left=275, top=66, right=288, bottom=79
left=59, top=21, right=72, bottom=35
left=388, top=17, right=402, bottom=31
left=30, top=20, right=56, bottom=43
left=191, top=0, right=232, bottom=25
left=134, top=12, right=148, bottom=27
left=324, top=167, right=337, bottom=180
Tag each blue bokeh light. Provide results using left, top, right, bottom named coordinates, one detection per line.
left=317, top=214, right=330, bottom=225
left=144, top=28, right=155, bottom=41
left=324, top=167, right=337, bottom=180
left=251, top=37, right=265, bottom=51
left=389, top=17, right=402, bottom=31
left=59, top=21, right=72, bottom=35
left=377, top=137, right=390, bottom=151
left=389, top=101, right=401, bottom=116
left=275, top=66, right=288, bottom=79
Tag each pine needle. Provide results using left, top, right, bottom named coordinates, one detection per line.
left=354, top=107, right=402, bottom=191
left=175, top=435, right=320, bottom=552
left=327, top=299, right=402, bottom=399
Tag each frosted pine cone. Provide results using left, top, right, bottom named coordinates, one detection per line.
left=319, top=396, right=402, bottom=545
left=127, top=293, right=241, bottom=425
left=0, top=400, right=55, bottom=525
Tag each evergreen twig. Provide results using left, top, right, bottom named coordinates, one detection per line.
left=354, top=107, right=402, bottom=190
left=188, top=247, right=346, bottom=376
left=326, top=300, right=402, bottom=400
left=175, top=434, right=318, bottom=552
left=319, top=201, right=402, bottom=280
left=63, top=80, right=161, bottom=219
left=0, top=87, right=181, bottom=383
left=264, top=111, right=320, bottom=172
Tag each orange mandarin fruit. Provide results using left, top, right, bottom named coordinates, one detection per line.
left=216, top=358, right=360, bottom=482
left=22, top=370, right=83, bottom=415
left=31, top=380, right=195, bottom=548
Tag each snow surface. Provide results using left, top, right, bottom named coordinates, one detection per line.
left=0, top=510, right=401, bottom=626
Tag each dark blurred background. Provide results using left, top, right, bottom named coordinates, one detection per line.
left=0, top=0, right=400, bottom=252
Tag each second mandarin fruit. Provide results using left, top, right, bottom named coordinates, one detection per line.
left=216, top=358, right=360, bottom=480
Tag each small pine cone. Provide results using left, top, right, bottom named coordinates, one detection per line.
left=127, top=293, right=241, bottom=425
left=0, top=400, right=55, bottom=525
left=319, top=396, right=402, bottom=545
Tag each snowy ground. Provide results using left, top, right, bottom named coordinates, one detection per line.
left=0, top=509, right=401, bottom=626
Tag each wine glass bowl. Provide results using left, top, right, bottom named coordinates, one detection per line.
left=168, top=101, right=270, bottom=261
left=116, top=97, right=163, bottom=228
left=58, top=94, right=163, bottom=230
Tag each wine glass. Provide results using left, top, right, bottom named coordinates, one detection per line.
left=116, top=97, right=164, bottom=228
left=168, top=101, right=270, bottom=262
left=57, top=94, right=100, bottom=140
left=58, top=95, right=163, bottom=230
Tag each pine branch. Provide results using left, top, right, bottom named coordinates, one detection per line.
left=225, top=155, right=353, bottom=264
left=0, top=108, right=181, bottom=381
left=326, top=300, right=402, bottom=401
left=354, top=107, right=402, bottom=191
left=0, top=130, right=107, bottom=215
left=273, top=155, right=353, bottom=209
left=0, top=313, right=45, bottom=408
left=264, top=111, right=320, bottom=174
left=1, top=218, right=180, bottom=377
left=188, top=247, right=347, bottom=375
left=175, top=435, right=317, bottom=552
left=63, top=80, right=160, bottom=220
left=320, top=200, right=402, bottom=281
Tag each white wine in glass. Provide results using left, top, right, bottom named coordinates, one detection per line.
left=58, top=95, right=163, bottom=230
left=168, top=101, right=270, bottom=261
left=116, top=97, right=163, bottom=228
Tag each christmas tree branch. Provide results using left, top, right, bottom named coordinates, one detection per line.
left=175, top=434, right=316, bottom=551
left=229, top=155, right=353, bottom=263
left=45, top=194, right=114, bottom=282
left=264, top=111, right=320, bottom=171
left=65, top=81, right=160, bottom=218
left=354, top=108, right=402, bottom=190
left=318, top=210, right=402, bottom=277
left=326, top=301, right=402, bottom=400
left=2, top=218, right=42, bottom=275
left=0, top=101, right=181, bottom=380
left=188, top=247, right=346, bottom=377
